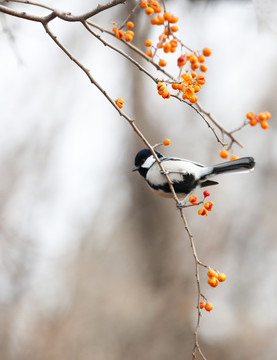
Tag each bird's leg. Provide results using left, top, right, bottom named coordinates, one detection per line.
left=176, top=201, right=186, bottom=209
left=176, top=194, right=189, bottom=209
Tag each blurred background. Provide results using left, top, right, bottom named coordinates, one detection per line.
left=0, top=0, right=277, bottom=359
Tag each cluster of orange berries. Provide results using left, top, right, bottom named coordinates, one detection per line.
left=246, top=110, right=271, bottom=130
left=219, top=149, right=239, bottom=160
left=112, top=21, right=135, bottom=43
left=142, top=5, right=179, bottom=61
left=188, top=190, right=215, bottom=216
left=198, top=200, right=214, bottom=216
left=200, top=301, right=213, bottom=312
left=200, top=269, right=226, bottom=312
left=111, top=0, right=212, bottom=104
left=156, top=73, right=206, bottom=103
left=177, top=47, right=211, bottom=72
left=172, top=73, right=206, bottom=103
left=207, top=268, right=226, bottom=288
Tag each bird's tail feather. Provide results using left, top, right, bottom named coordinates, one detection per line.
left=201, top=157, right=255, bottom=179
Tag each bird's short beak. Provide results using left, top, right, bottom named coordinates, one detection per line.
left=132, top=166, right=139, bottom=172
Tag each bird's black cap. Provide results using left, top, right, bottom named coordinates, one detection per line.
left=133, top=148, right=163, bottom=172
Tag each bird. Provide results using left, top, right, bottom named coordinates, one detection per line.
left=132, top=148, right=255, bottom=206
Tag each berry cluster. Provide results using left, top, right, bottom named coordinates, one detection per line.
left=207, top=268, right=226, bottom=288
left=200, top=269, right=226, bottom=312
left=171, top=73, right=206, bottom=103
left=112, top=0, right=212, bottom=104
left=219, top=149, right=239, bottom=160
left=200, top=301, right=213, bottom=312
left=112, top=21, right=135, bottom=43
left=246, top=110, right=271, bottom=129
left=218, top=110, right=272, bottom=159
left=184, top=190, right=214, bottom=216
left=196, top=190, right=215, bottom=216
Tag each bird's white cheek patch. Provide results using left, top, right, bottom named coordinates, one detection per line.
left=142, top=155, right=156, bottom=169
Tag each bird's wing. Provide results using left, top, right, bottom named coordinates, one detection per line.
left=161, top=156, right=205, bottom=168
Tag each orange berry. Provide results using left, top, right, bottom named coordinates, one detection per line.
left=249, top=118, right=257, bottom=126
left=115, top=29, right=125, bottom=39
left=112, top=26, right=118, bottom=33
left=169, top=15, right=179, bottom=23
left=205, top=302, right=213, bottom=312
left=159, top=33, right=167, bottom=41
left=171, top=83, right=179, bottom=90
left=208, top=276, right=219, bottom=288
left=151, top=16, right=159, bottom=25
left=246, top=111, right=255, bottom=120
left=159, top=59, right=167, bottom=67
left=126, top=21, right=134, bottom=28
left=163, top=12, right=171, bottom=20
left=218, top=273, right=226, bottom=282
left=154, top=5, right=162, bottom=13
left=264, top=111, right=271, bottom=119
left=140, top=0, right=147, bottom=8
left=150, top=1, right=161, bottom=13
left=230, top=155, right=239, bottom=161
left=185, top=52, right=192, bottom=59
left=189, top=54, right=198, bottom=64
left=145, top=49, right=153, bottom=57
left=144, top=39, right=152, bottom=47
left=183, top=86, right=194, bottom=97
left=220, top=148, right=229, bottom=159
left=198, top=208, right=208, bottom=216
left=189, top=195, right=198, bottom=204
left=200, top=64, right=208, bottom=72
left=191, top=62, right=200, bottom=71
left=177, top=55, right=186, bottom=67
left=171, top=25, right=178, bottom=32
left=198, top=55, right=205, bottom=63
left=170, top=39, right=178, bottom=47
left=145, top=6, right=154, bottom=15
left=181, top=73, right=193, bottom=85
left=203, top=47, right=212, bottom=56
left=164, top=27, right=170, bottom=35
left=163, top=138, right=171, bottom=146
left=124, top=33, right=133, bottom=42
left=126, top=30, right=134, bottom=36
left=115, top=98, right=125, bottom=109
left=163, top=42, right=171, bottom=53
left=196, top=74, right=205, bottom=85
left=204, top=201, right=214, bottom=211
left=157, top=15, right=165, bottom=24
left=207, top=269, right=218, bottom=278
left=161, top=90, right=171, bottom=99
left=192, top=84, right=201, bottom=93
left=260, top=120, right=269, bottom=129
left=189, top=95, right=198, bottom=103
left=257, top=112, right=267, bottom=121
left=191, top=72, right=197, bottom=78
left=157, top=82, right=166, bottom=92
left=200, top=301, right=206, bottom=309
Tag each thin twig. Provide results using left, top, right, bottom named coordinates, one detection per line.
left=83, top=21, right=158, bottom=82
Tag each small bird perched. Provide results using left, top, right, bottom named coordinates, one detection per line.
left=133, top=148, right=255, bottom=206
